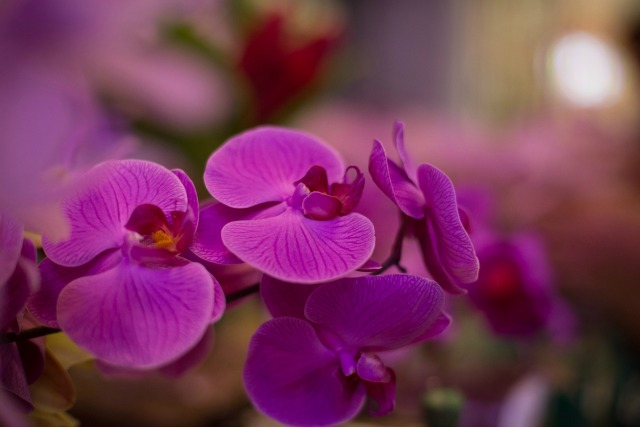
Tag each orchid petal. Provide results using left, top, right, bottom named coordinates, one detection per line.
left=0, top=213, right=22, bottom=286
left=305, top=275, right=445, bottom=351
left=211, top=276, right=226, bottom=323
left=302, top=192, right=342, bottom=220
left=172, top=169, right=199, bottom=251
left=28, top=250, right=121, bottom=328
left=158, top=329, right=213, bottom=377
left=57, top=261, right=213, bottom=368
left=204, top=127, right=344, bottom=208
left=416, top=164, right=479, bottom=285
left=222, top=209, right=375, bottom=283
left=369, top=140, right=424, bottom=219
left=244, top=317, right=366, bottom=427
left=0, top=344, right=32, bottom=412
left=393, top=121, right=417, bottom=182
left=411, top=312, right=452, bottom=344
left=43, top=160, right=188, bottom=267
left=191, top=202, right=285, bottom=264
left=356, top=353, right=391, bottom=383
left=260, top=275, right=321, bottom=319
left=365, top=369, right=396, bottom=416
left=0, top=247, right=39, bottom=332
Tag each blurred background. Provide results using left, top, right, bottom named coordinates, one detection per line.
left=4, top=0, right=640, bottom=425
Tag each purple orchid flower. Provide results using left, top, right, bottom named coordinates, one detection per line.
left=27, top=160, right=224, bottom=369
left=468, top=232, right=573, bottom=340
left=244, top=274, right=450, bottom=427
left=369, top=121, right=479, bottom=294
left=191, top=127, right=375, bottom=284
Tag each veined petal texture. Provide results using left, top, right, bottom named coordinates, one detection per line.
left=204, top=127, right=344, bottom=208
left=369, top=140, right=425, bottom=219
left=417, top=163, right=479, bottom=285
left=221, top=209, right=375, bottom=283
left=56, top=260, right=214, bottom=369
left=304, top=275, right=445, bottom=351
left=244, top=317, right=366, bottom=427
left=43, top=160, right=188, bottom=267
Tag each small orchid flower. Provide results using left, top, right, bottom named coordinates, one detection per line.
left=191, top=127, right=375, bottom=284
left=468, top=232, right=574, bottom=340
left=27, top=160, right=224, bottom=369
left=244, top=274, right=450, bottom=427
left=369, top=122, right=479, bottom=294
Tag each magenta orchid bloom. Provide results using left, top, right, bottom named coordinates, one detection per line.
left=191, top=127, right=375, bottom=284
left=369, top=122, right=479, bottom=294
left=244, top=274, right=450, bottom=427
left=468, top=232, right=574, bottom=340
left=28, top=160, right=224, bottom=369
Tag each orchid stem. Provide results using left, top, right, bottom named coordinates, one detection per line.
left=372, top=213, right=408, bottom=276
left=225, top=283, right=260, bottom=304
left=1, top=283, right=262, bottom=345
left=0, top=326, right=60, bottom=344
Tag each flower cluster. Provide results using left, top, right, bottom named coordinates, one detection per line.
left=2, top=122, right=479, bottom=427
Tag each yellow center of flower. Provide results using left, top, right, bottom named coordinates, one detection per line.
left=151, top=230, right=175, bottom=249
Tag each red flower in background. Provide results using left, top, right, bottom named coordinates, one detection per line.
left=238, top=14, right=340, bottom=123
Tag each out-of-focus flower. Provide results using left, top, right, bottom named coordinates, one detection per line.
left=0, top=0, right=228, bottom=128
left=244, top=274, right=450, bottom=427
left=191, top=127, right=375, bottom=283
left=468, top=230, right=575, bottom=341
left=369, top=122, right=479, bottom=294
left=238, top=10, right=340, bottom=123
left=28, top=160, right=223, bottom=369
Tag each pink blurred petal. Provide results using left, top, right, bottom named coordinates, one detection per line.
left=204, top=127, right=344, bottom=209
left=0, top=214, right=23, bottom=285
left=222, top=209, right=375, bottom=283
left=393, top=121, right=417, bottom=182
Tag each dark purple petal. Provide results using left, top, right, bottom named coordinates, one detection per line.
left=369, top=140, right=425, bottom=219
left=304, top=275, right=445, bottom=351
left=43, top=160, right=188, bottom=267
left=0, top=213, right=22, bottom=286
left=191, top=201, right=286, bottom=264
left=393, top=121, right=417, bottom=182
left=294, top=165, right=329, bottom=193
left=260, top=275, right=321, bottom=319
left=124, top=204, right=170, bottom=236
left=28, top=250, right=121, bottom=328
left=0, top=344, right=32, bottom=412
left=222, top=209, right=375, bottom=283
left=302, top=192, right=342, bottom=220
left=330, top=166, right=365, bottom=215
left=356, top=353, right=391, bottom=383
left=204, top=127, right=344, bottom=208
left=56, top=261, right=214, bottom=368
left=244, top=317, right=366, bottom=427
left=0, top=248, right=39, bottom=332
left=365, top=369, right=396, bottom=416
left=416, top=164, right=479, bottom=286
